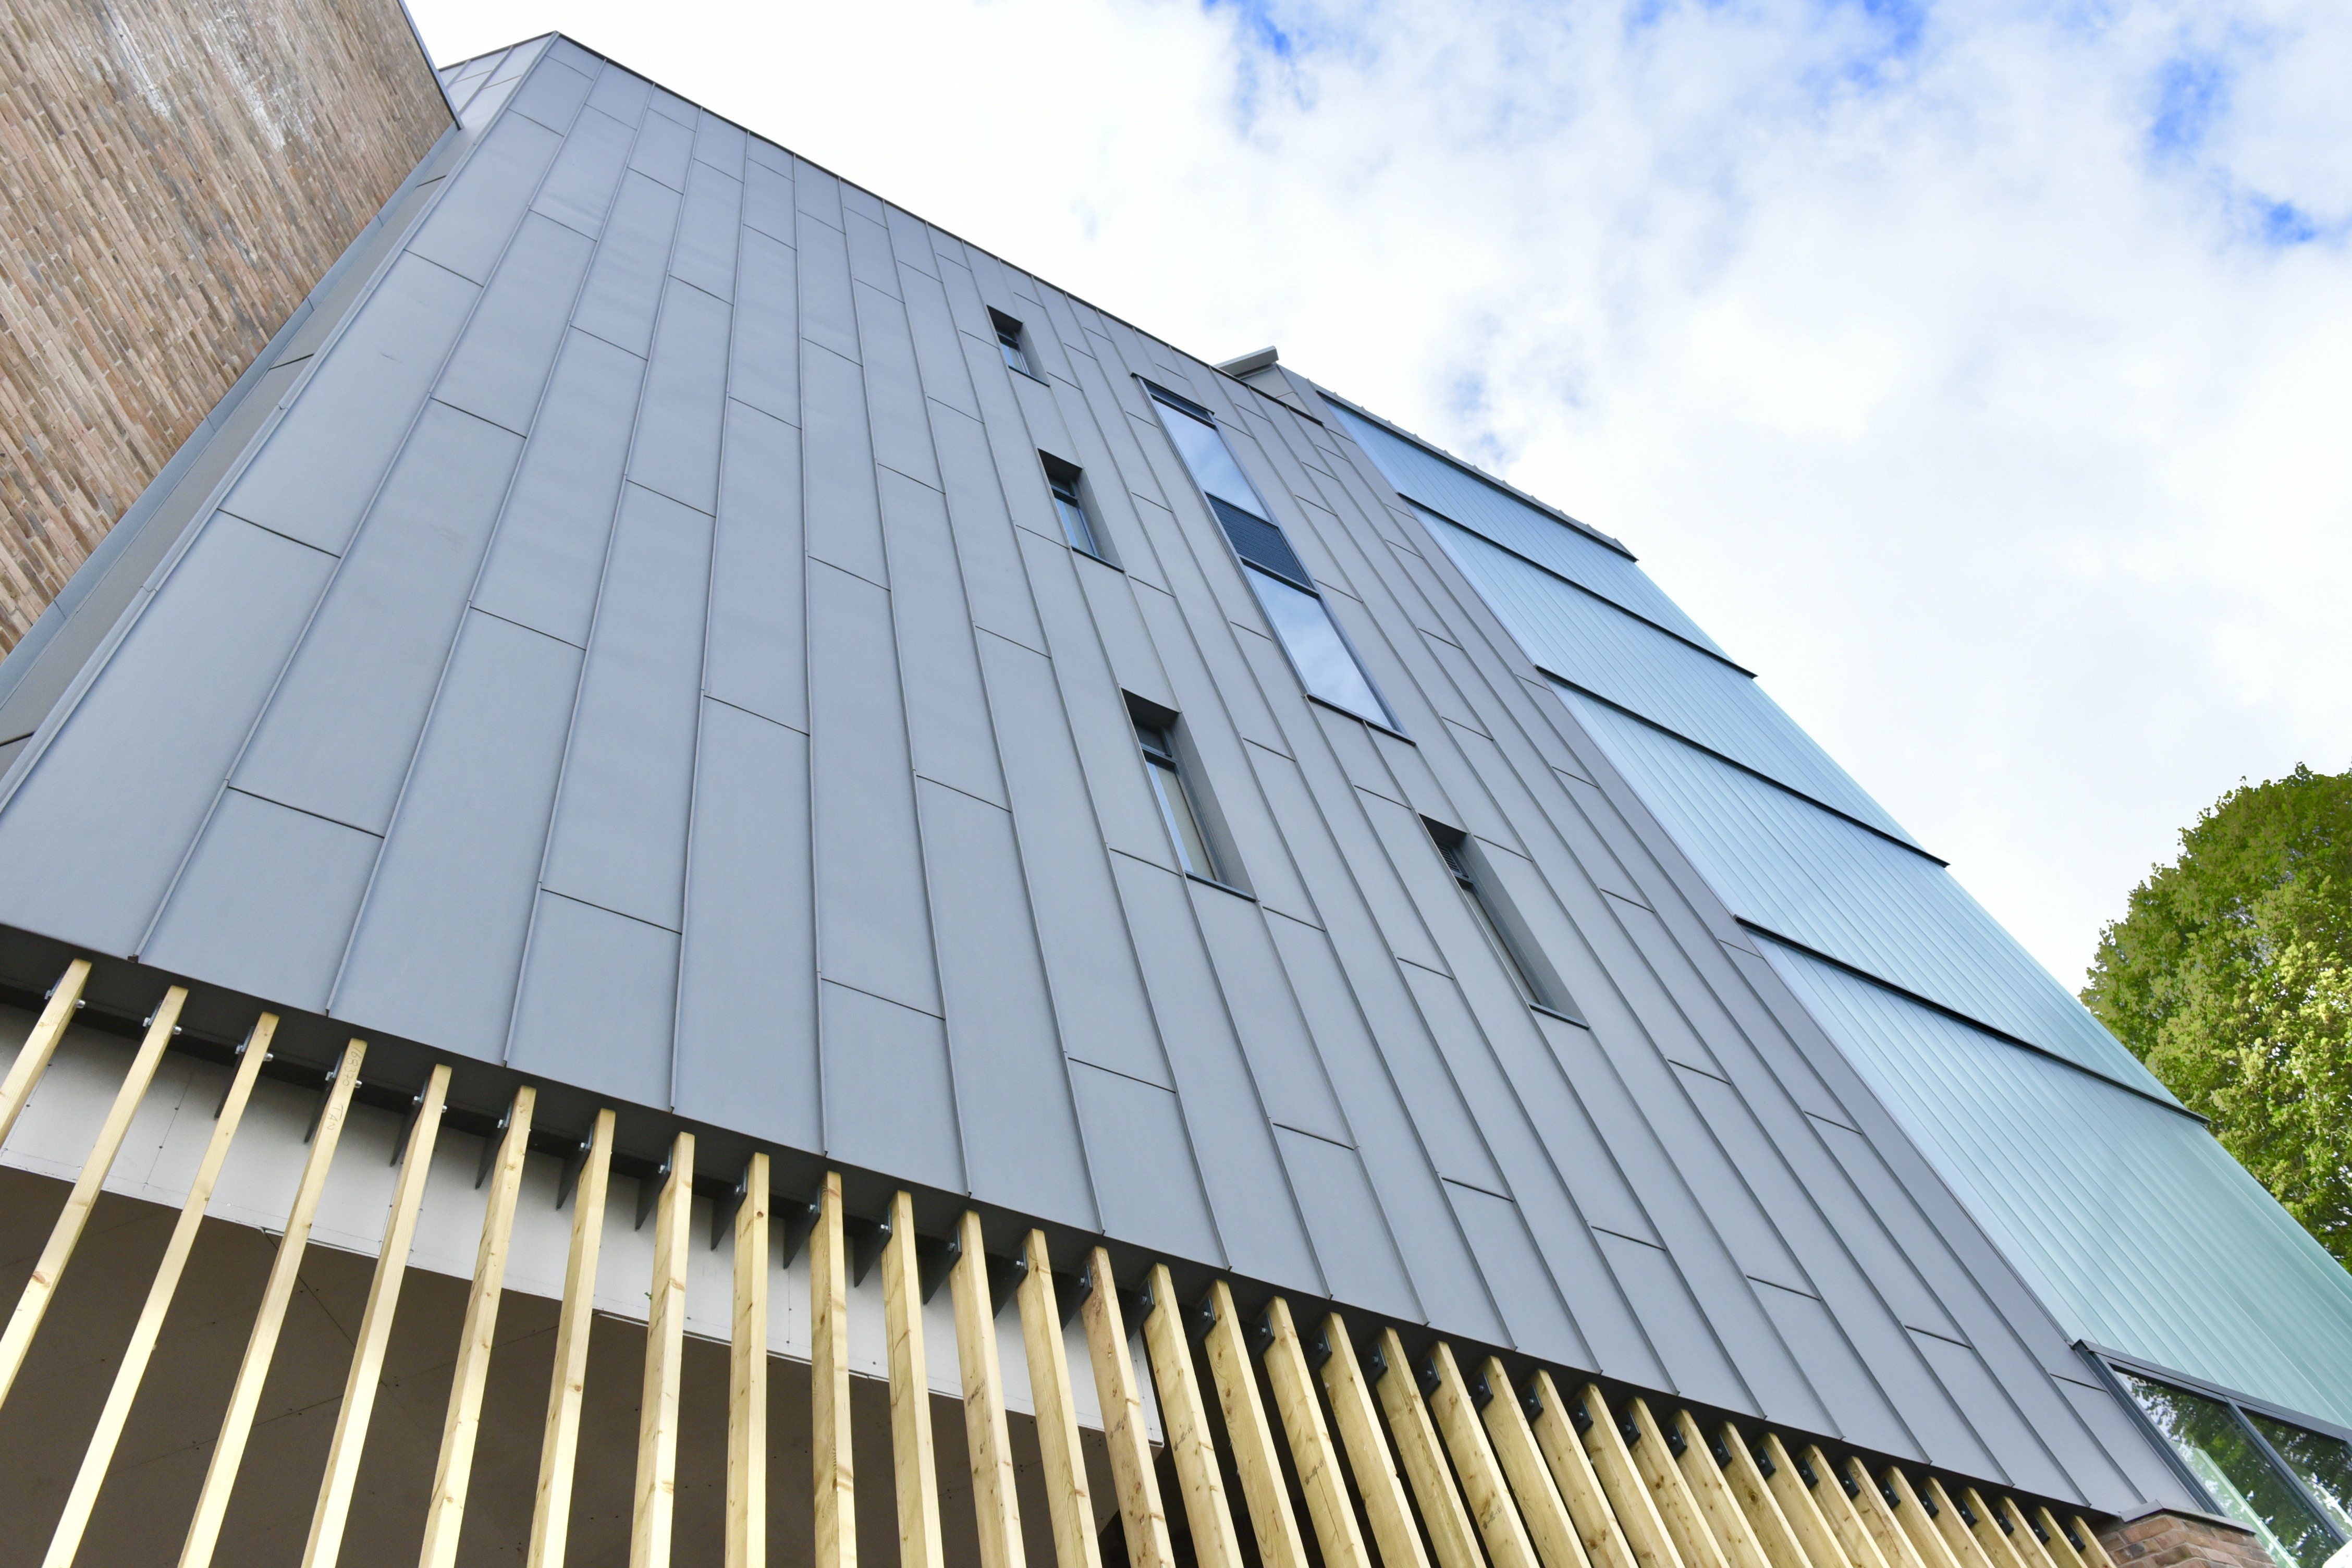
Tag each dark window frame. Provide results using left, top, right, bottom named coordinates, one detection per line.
left=1127, top=696, right=1245, bottom=893
left=991, top=309, right=1038, bottom=379
left=1039, top=451, right=1110, bottom=562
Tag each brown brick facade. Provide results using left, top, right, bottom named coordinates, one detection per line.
left=0, top=0, right=450, bottom=651
left=2101, top=1509, right=2281, bottom=1568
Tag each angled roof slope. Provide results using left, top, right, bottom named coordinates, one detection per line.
left=0, top=34, right=2195, bottom=1511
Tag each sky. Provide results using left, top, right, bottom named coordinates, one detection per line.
left=407, top=0, right=2352, bottom=990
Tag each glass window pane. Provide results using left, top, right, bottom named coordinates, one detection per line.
left=1052, top=488, right=1098, bottom=555
left=1152, top=398, right=1265, bottom=516
left=1245, top=567, right=1390, bottom=725
left=2124, top=1376, right=2338, bottom=1568
left=2248, top=1414, right=2352, bottom=1538
left=1147, top=755, right=1217, bottom=879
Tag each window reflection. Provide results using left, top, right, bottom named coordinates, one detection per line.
left=2124, top=1375, right=2338, bottom=1568
left=2248, top=1413, right=2352, bottom=1539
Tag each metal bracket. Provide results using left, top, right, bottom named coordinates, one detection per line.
left=214, top=1023, right=266, bottom=1120
left=1249, top=1307, right=1275, bottom=1357
left=915, top=1232, right=961, bottom=1302
left=555, top=1132, right=594, bottom=1207
left=1415, top=1351, right=1442, bottom=1399
left=1190, top=1289, right=1219, bottom=1342
left=2026, top=1512, right=2051, bottom=1545
left=1465, top=1363, right=1494, bottom=1411
left=1795, top=1452, right=1819, bottom=1490
left=1752, top=1442, right=1775, bottom=1480
left=1619, top=1413, right=1643, bottom=1448
left=985, top=1251, right=1026, bottom=1314
left=390, top=1081, right=431, bottom=1165
left=2061, top=1524, right=2085, bottom=1553
left=475, top=1101, right=513, bottom=1186
left=303, top=1058, right=344, bottom=1144
left=1519, top=1379, right=1545, bottom=1423
left=1056, top=1270, right=1085, bottom=1326
left=712, top=1160, right=755, bottom=1251
left=776, top=1198, right=820, bottom=1268
left=848, top=1214, right=891, bottom=1286
left=1840, top=1465, right=1861, bottom=1500
left=1570, top=1396, right=1595, bottom=1436
left=635, top=1150, right=673, bottom=1230
left=1954, top=1496, right=1975, bottom=1528
left=1663, top=1417, right=1687, bottom=1459
left=1708, top=1431, right=1732, bottom=1468
left=1303, top=1319, right=1333, bottom=1371
left=1880, top=1479, right=1901, bottom=1510
left=1992, top=1504, right=2013, bottom=1536
left=1367, top=1338, right=1390, bottom=1383
left=1920, top=1488, right=1940, bottom=1520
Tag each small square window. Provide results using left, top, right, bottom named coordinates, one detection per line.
left=1040, top=454, right=1104, bottom=558
left=991, top=310, right=1034, bottom=377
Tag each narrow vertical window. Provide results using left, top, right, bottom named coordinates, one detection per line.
left=1137, top=719, right=1221, bottom=882
left=1041, top=454, right=1102, bottom=557
left=1431, top=822, right=1561, bottom=1012
left=991, top=309, right=1034, bottom=377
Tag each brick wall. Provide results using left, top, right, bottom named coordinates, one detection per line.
left=0, top=0, right=450, bottom=650
left=2100, top=1509, right=2281, bottom=1568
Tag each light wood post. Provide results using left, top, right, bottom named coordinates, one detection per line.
left=1623, top=1399, right=1731, bottom=1568
left=1574, top=1383, right=1689, bottom=1568
left=1018, top=1232, right=1103, bottom=1568
left=2066, top=1518, right=2114, bottom=1568
left=1996, top=1499, right=2064, bottom=1568
left=1716, top=1426, right=1818, bottom=1568
left=813, top=1172, right=855, bottom=1568
left=1842, top=1460, right=1929, bottom=1568
left=0, top=984, right=185, bottom=1406
left=179, top=1037, right=366, bottom=1568
left=954, top=1212, right=1026, bottom=1568
left=1476, top=1355, right=1592, bottom=1568
left=1922, top=1479, right=1998, bottom=1568
left=1527, top=1372, right=1644, bottom=1568
left=1426, top=1342, right=1544, bottom=1568
left=1260, top=1297, right=1370, bottom=1568
left=1316, top=1316, right=1432, bottom=1568
left=1752, top=1435, right=1861, bottom=1568
left=1201, top=1282, right=1308, bottom=1568
left=1374, top=1334, right=1492, bottom=1568
left=1881, top=1469, right=1964, bottom=1568
left=2033, top=1509, right=2090, bottom=1568
left=1669, top=1411, right=1771, bottom=1568
left=528, top=1107, right=616, bottom=1568
left=1962, top=1489, right=2033, bottom=1568
left=728, top=1153, right=771, bottom=1568
left=629, top=1131, right=694, bottom=1568
left=883, top=1192, right=945, bottom=1568
left=0, top=957, right=90, bottom=1148
left=1799, top=1447, right=1893, bottom=1568
left=416, top=1085, right=537, bottom=1568
left=1085, top=1247, right=1175, bottom=1568
left=302, top=1062, right=453, bottom=1568
left=1144, top=1264, right=1243, bottom=1568
left=43, top=1014, right=277, bottom=1568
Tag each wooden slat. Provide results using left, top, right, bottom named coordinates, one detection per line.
left=0, top=957, right=90, bottom=1148
left=1881, top=1469, right=1965, bottom=1568
left=43, top=1013, right=277, bottom=1568
left=1528, top=1372, right=1644, bottom=1568
left=1477, top=1355, right=1593, bottom=1568
left=2065, top=1517, right=2113, bottom=1568
left=528, top=1107, right=616, bottom=1568
left=1962, top=1489, right=2034, bottom=1568
left=1316, top=1316, right=1432, bottom=1568
left=0, top=984, right=185, bottom=1406
left=1202, top=1281, right=1309, bottom=1568
left=1144, top=1264, right=1243, bottom=1568
left=178, top=1036, right=365, bottom=1568
left=1085, top=1247, right=1174, bottom=1568
left=884, top=1192, right=945, bottom=1568
left=1366, top=1326, right=1481, bottom=1568
left=1718, top=1427, right=1824, bottom=1568
left=813, top=1173, right=856, bottom=1568
left=2032, top=1508, right=2090, bottom=1568
left=1842, top=1459, right=1931, bottom=1568
left=1995, top=1500, right=2063, bottom=1568
left=953, top=1211, right=1026, bottom=1568
left=1574, top=1382, right=1690, bottom=1568
left=418, top=1085, right=538, bottom=1568
left=1624, top=1399, right=1733, bottom=1568
left=1802, top=1447, right=1894, bottom=1568
left=629, top=1131, right=695, bottom=1568
left=1751, top=1435, right=1856, bottom=1568
left=1671, top=1411, right=1774, bottom=1568
left=1019, top=1232, right=1104, bottom=1568
left=1919, top=1477, right=1997, bottom=1568
left=1260, top=1300, right=1370, bottom=1568
left=1425, top=1342, right=1544, bottom=1568
left=302, top=1060, right=452, bottom=1568
left=728, top=1153, right=771, bottom=1568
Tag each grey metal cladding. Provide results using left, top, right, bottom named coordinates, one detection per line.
left=1273, top=1126, right=1423, bottom=1321
left=793, top=157, right=844, bottom=229
left=508, top=58, right=595, bottom=136
left=670, top=160, right=743, bottom=301
left=0, top=516, right=335, bottom=954
left=855, top=284, right=941, bottom=488
left=807, top=561, right=941, bottom=1015
left=220, top=253, right=480, bottom=555
left=1186, top=891, right=1351, bottom=1145
left=571, top=172, right=682, bottom=356
left=742, top=161, right=794, bottom=244
left=730, top=231, right=801, bottom=424
left=845, top=213, right=899, bottom=295
left=540, top=483, right=714, bottom=931
left=509, top=889, right=679, bottom=1107
left=820, top=978, right=963, bottom=1194
left=802, top=348, right=886, bottom=583
left=1068, top=1060, right=1224, bottom=1264
left=675, top=699, right=818, bottom=1148
left=1444, top=1179, right=1589, bottom=1367
left=233, top=401, right=522, bottom=835
left=333, top=610, right=582, bottom=1060
left=879, top=471, right=1007, bottom=806
left=433, top=213, right=596, bottom=433
left=692, top=112, right=746, bottom=178
left=583, top=63, right=652, bottom=128
left=628, top=279, right=732, bottom=513
left=142, top=789, right=381, bottom=1013
left=797, top=215, right=860, bottom=362
left=627, top=105, right=695, bottom=190
left=1591, top=1229, right=1754, bottom=1410
left=914, top=777, right=1097, bottom=1229
left=471, top=329, right=646, bottom=645
left=406, top=112, right=563, bottom=283
left=704, top=401, right=806, bottom=730
left=531, top=106, right=636, bottom=238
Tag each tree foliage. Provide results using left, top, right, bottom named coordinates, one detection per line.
left=2082, top=764, right=2352, bottom=1269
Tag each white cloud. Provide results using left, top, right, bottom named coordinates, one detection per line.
left=410, top=0, right=2352, bottom=988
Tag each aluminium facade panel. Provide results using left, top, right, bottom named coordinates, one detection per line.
left=0, top=34, right=2261, bottom=1522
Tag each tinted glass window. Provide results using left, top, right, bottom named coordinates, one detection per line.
left=2248, top=1413, right=2352, bottom=1538
left=1443, top=836, right=1544, bottom=1005
left=1150, top=397, right=1264, bottom=516
left=993, top=311, right=1033, bottom=376
left=1209, top=497, right=1310, bottom=587
left=1048, top=470, right=1099, bottom=555
left=1137, top=722, right=1219, bottom=880
left=1245, top=567, right=1389, bottom=725
left=2126, top=1376, right=2338, bottom=1568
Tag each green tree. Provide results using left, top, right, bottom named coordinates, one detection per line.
left=2082, top=764, right=2352, bottom=1269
